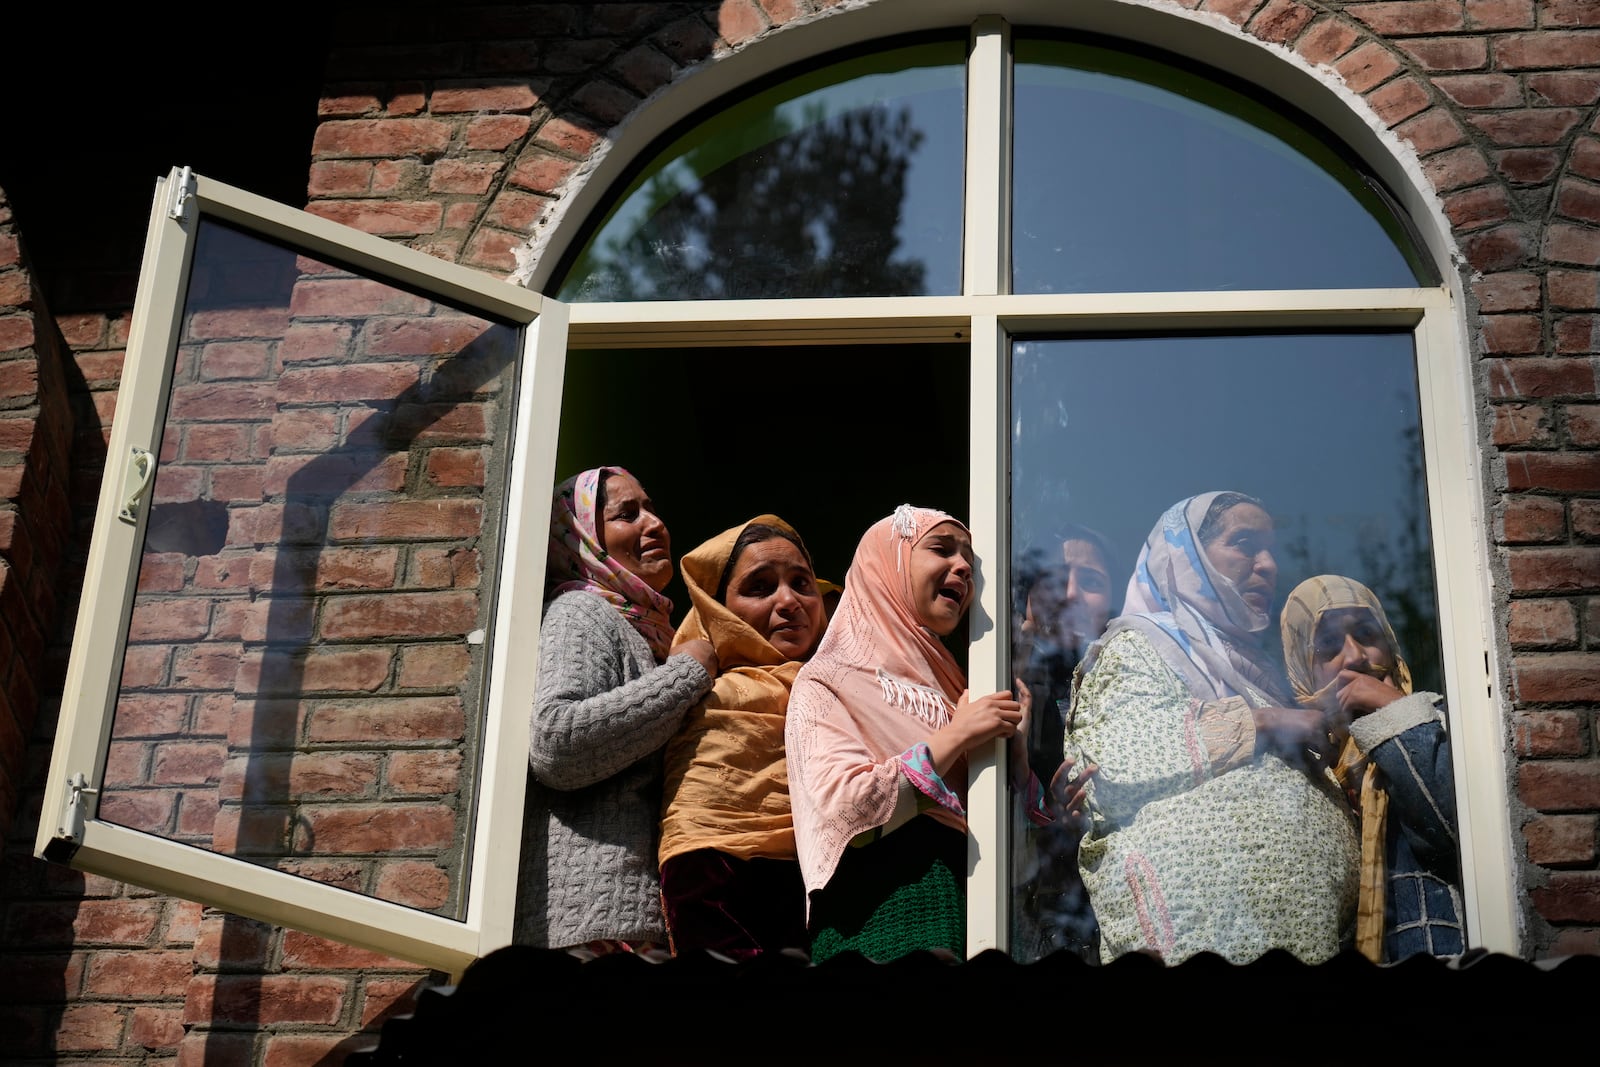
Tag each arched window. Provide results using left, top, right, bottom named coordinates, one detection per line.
left=39, top=14, right=1510, bottom=974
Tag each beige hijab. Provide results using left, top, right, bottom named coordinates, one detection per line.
left=1281, top=574, right=1412, bottom=963
left=785, top=505, right=970, bottom=897
left=658, top=516, right=812, bottom=866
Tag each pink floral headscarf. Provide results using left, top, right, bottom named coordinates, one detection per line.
left=547, top=466, right=675, bottom=661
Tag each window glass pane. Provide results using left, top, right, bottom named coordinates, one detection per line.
left=1012, top=38, right=1425, bottom=293
left=558, top=40, right=966, bottom=301
left=1007, top=333, right=1463, bottom=966
left=99, top=217, right=520, bottom=919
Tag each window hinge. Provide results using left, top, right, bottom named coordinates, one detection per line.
left=57, top=771, right=99, bottom=845
left=167, top=165, right=195, bottom=222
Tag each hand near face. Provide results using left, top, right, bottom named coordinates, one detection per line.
left=672, top=637, right=718, bottom=677
left=1252, top=705, right=1338, bottom=764
left=1333, top=669, right=1401, bottom=718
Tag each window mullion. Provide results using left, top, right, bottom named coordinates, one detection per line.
left=963, top=16, right=1012, bottom=297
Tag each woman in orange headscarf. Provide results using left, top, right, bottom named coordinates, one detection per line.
left=658, top=515, right=828, bottom=959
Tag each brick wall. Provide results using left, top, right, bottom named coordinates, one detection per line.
left=0, top=1, right=1596, bottom=1062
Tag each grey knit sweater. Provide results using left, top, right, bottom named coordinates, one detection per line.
left=514, top=590, right=713, bottom=948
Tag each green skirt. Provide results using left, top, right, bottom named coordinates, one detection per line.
left=809, top=815, right=965, bottom=963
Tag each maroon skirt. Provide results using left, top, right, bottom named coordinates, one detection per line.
left=660, top=848, right=808, bottom=960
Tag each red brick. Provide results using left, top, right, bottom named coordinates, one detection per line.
left=128, top=598, right=213, bottom=642
left=1460, top=223, right=1532, bottom=271
left=128, top=1005, right=186, bottom=1049
left=1546, top=222, right=1600, bottom=266
left=85, top=950, right=193, bottom=997
left=375, top=859, right=451, bottom=908
left=1496, top=31, right=1600, bottom=70
left=185, top=974, right=347, bottom=1026
left=428, top=159, right=502, bottom=195
left=199, top=341, right=272, bottom=381
left=192, top=914, right=272, bottom=969
left=1560, top=181, right=1600, bottom=226
left=312, top=118, right=452, bottom=159
left=466, top=114, right=532, bottom=151
left=1590, top=595, right=1600, bottom=639
left=1529, top=71, right=1600, bottom=106
left=1474, top=271, right=1540, bottom=311
left=1569, top=405, right=1600, bottom=446
left=387, top=750, right=462, bottom=794
left=54, top=1002, right=124, bottom=1052
left=431, top=83, right=538, bottom=113
left=177, top=1029, right=255, bottom=1067
left=306, top=199, right=446, bottom=237
left=1555, top=314, right=1600, bottom=353
left=1502, top=492, right=1565, bottom=539
left=1510, top=598, right=1579, bottom=646
left=1482, top=312, right=1542, bottom=351
left=1468, top=108, right=1585, bottom=146
left=260, top=452, right=408, bottom=497
left=1467, top=0, right=1534, bottom=29
left=220, top=752, right=380, bottom=801
left=1498, top=147, right=1563, bottom=184
left=1346, top=0, right=1462, bottom=34
left=1515, top=709, right=1587, bottom=756
left=1514, top=651, right=1600, bottom=701
left=611, top=43, right=678, bottom=96
left=236, top=646, right=392, bottom=694
left=424, top=447, right=485, bottom=488
left=1545, top=0, right=1600, bottom=25
left=1552, top=269, right=1600, bottom=309
left=1436, top=73, right=1523, bottom=108
left=152, top=741, right=226, bottom=785
left=1506, top=451, right=1600, bottom=491
left=249, top=546, right=399, bottom=592
left=98, top=787, right=177, bottom=833
left=1572, top=138, right=1600, bottom=181
left=361, top=977, right=428, bottom=1028
left=398, top=644, right=470, bottom=688
left=1488, top=358, right=1597, bottom=398
left=1397, top=35, right=1488, bottom=70
left=292, top=804, right=455, bottom=852
left=1367, top=74, right=1432, bottom=125
left=263, top=1034, right=362, bottom=1067
left=1526, top=813, right=1598, bottom=865
left=460, top=228, right=523, bottom=274
left=307, top=160, right=374, bottom=196
left=1508, top=547, right=1600, bottom=592
left=329, top=499, right=484, bottom=541
left=9, top=900, right=164, bottom=948
left=484, top=189, right=546, bottom=231
left=305, top=696, right=465, bottom=743
left=412, top=546, right=480, bottom=588
left=279, top=322, right=354, bottom=363
left=1550, top=927, right=1600, bottom=954
left=570, top=77, right=640, bottom=128
left=1334, top=41, right=1404, bottom=93
left=508, top=150, right=579, bottom=195
left=1296, top=17, right=1361, bottom=64
left=1531, top=871, right=1600, bottom=922
left=532, top=115, right=602, bottom=156
left=281, top=930, right=413, bottom=970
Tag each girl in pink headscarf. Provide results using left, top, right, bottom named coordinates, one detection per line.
left=785, top=505, right=1040, bottom=961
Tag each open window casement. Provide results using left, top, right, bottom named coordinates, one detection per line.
left=36, top=167, right=569, bottom=976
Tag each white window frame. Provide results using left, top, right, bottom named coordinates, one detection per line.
left=40, top=8, right=1518, bottom=973
left=36, top=168, right=570, bottom=977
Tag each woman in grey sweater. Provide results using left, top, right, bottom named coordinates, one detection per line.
left=514, top=466, right=716, bottom=954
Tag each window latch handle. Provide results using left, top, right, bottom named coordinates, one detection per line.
left=119, top=446, right=155, bottom=524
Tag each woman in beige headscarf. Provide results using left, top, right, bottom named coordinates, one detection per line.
left=786, top=505, right=1041, bottom=962
left=1281, top=574, right=1464, bottom=962
left=658, top=515, right=828, bottom=959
